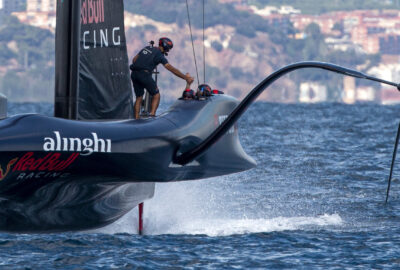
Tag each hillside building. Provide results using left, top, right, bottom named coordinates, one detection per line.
left=27, top=0, right=56, bottom=12
left=299, top=82, right=327, bottom=103
left=219, top=0, right=248, bottom=4
left=1, top=0, right=25, bottom=14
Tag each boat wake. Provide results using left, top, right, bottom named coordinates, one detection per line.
left=98, top=210, right=342, bottom=237
left=96, top=181, right=343, bottom=236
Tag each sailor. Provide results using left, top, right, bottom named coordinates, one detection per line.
left=182, top=89, right=196, bottom=100
left=181, top=76, right=195, bottom=100
left=130, top=37, right=194, bottom=119
left=196, top=84, right=212, bottom=99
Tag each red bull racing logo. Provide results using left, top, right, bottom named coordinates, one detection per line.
left=0, top=152, right=79, bottom=181
left=12, top=152, right=79, bottom=172
left=13, top=152, right=79, bottom=181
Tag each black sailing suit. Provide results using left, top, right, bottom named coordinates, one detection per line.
left=130, top=46, right=168, bottom=97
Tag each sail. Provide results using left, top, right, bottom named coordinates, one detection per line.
left=55, top=0, right=134, bottom=120
left=78, top=0, right=133, bottom=119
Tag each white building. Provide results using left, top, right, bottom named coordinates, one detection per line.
left=343, top=76, right=356, bottom=104
left=249, top=5, right=278, bottom=16
left=279, top=5, right=301, bottom=15
left=299, top=82, right=327, bottom=103
left=343, top=76, right=376, bottom=104
left=27, top=0, right=56, bottom=12
left=368, top=63, right=400, bottom=83
left=356, top=86, right=375, bottom=102
left=249, top=5, right=300, bottom=16
left=2, top=0, right=25, bottom=14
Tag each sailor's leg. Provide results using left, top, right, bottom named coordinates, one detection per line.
left=138, top=202, right=144, bottom=235
left=132, top=72, right=145, bottom=119
left=150, top=93, right=160, bottom=116
left=145, top=76, right=159, bottom=116
left=134, top=96, right=143, bottom=119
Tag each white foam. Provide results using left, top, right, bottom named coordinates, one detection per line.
left=148, top=214, right=342, bottom=236
left=98, top=210, right=342, bottom=236
left=96, top=181, right=343, bottom=236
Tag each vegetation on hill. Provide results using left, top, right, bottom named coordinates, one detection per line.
left=124, top=0, right=272, bottom=37
left=0, top=16, right=54, bottom=102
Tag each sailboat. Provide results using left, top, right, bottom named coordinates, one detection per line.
left=0, top=0, right=255, bottom=233
left=0, top=0, right=399, bottom=233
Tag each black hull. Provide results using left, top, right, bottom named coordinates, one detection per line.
left=0, top=95, right=255, bottom=232
left=0, top=181, right=154, bottom=233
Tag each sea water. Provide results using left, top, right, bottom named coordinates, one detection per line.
left=1, top=102, right=400, bottom=269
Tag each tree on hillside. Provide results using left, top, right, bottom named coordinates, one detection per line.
left=303, top=23, right=327, bottom=60
left=332, top=22, right=344, bottom=34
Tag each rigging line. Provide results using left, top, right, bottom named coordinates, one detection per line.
left=203, top=0, right=205, bottom=84
left=185, top=0, right=200, bottom=86
left=386, top=121, right=400, bottom=203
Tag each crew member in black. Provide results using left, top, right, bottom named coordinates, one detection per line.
left=130, top=37, right=194, bottom=119
left=196, top=84, right=212, bottom=98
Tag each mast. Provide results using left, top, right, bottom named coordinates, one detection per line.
left=54, top=0, right=80, bottom=119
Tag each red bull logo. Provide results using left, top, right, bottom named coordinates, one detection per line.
left=81, top=0, right=105, bottom=25
left=80, top=0, right=122, bottom=50
left=0, top=158, right=18, bottom=181
left=12, top=152, right=79, bottom=172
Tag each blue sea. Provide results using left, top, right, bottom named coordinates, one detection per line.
left=2, top=101, right=400, bottom=269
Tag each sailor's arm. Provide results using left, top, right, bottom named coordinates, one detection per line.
left=185, top=73, right=193, bottom=89
left=164, top=63, right=193, bottom=83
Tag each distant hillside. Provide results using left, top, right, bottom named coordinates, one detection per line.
left=249, top=0, right=400, bottom=14
left=124, top=0, right=269, bottom=29
left=0, top=1, right=385, bottom=102
left=123, top=2, right=379, bottom=102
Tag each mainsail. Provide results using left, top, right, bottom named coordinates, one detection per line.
left=55, top=0, right=134, bottom=120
